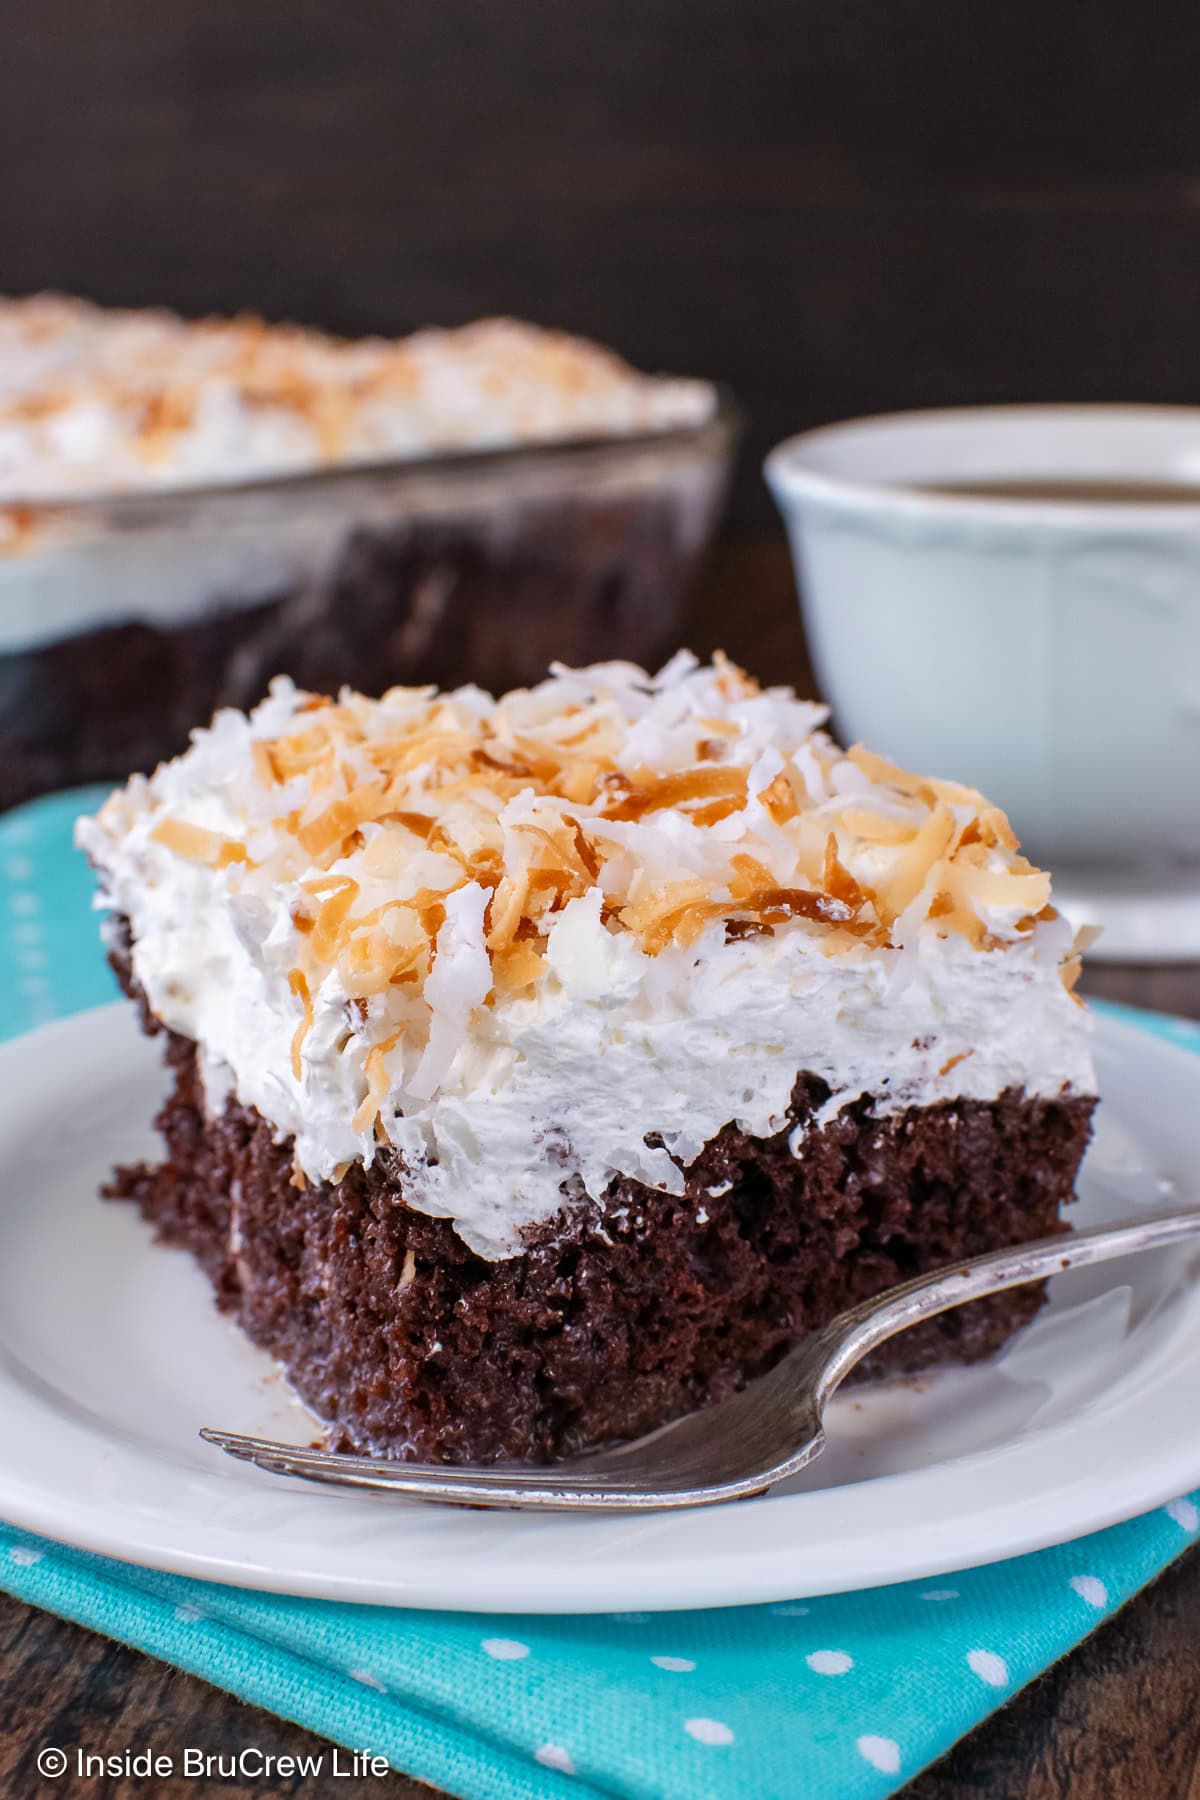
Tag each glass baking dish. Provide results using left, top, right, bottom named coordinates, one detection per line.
left=0, top=398, right=737, bottom=810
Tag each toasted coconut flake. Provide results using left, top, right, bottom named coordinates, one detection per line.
left=1058, top=921, right=1101, bottom=1005
left=729, top=853, right=778, bottom=900
left=486, top=870, right=532, bottom=952
left=571, top=821, right=601, bottom=879
left=251, top=740, right=279, bottom=787
left=740, top=885, right=850, bottom=927
left=270, top=724, right=337, bottom=781
left=875, top=803, right=957, bottom=924
left=515, top=820, right=595, bottom=886
left=288, top=969, right=313, bottom=1080
left=725, top=917, right=774, bottom=942
left=352, top=1028, right=403, bottom=1134
left=553, top=717, right=611, bottom=749
left=619, top=880, right=711, bottom=953
left=1060, top=955, right=1085, bottom=1001
left=337, top=933, right=425, bottom=998
left=838, top=808, right=918, bottom=846
left=762, top=772, right=800, bottom=825
left=603, top=766, right=747, bottom=822
left=823, top=834, right=867, bottom=910
left=150, top=818, right=250, bottom=867
left=296, top=784, right=392, bottom=858
left=712, top=650, right=759, bottom=699
left=558, top=761, right=604, bottom=804
left=387, top=811, right=437, bottom=839
left=690, top=794, right=749, bottom=827
left=847, top=743, right=925, bottom=797
left=492, top=939, right=548, bottom=993
left=393, top=728, right=483, bottom=773
left=671, top=898, right=734, bottom=948
left=927, top=771, right=991, bottom=809
left=308, top=877, right=359, bottom=962
left=303, top=872, right=356, bottom=897
left=942, top=853, right=1053, bottom=917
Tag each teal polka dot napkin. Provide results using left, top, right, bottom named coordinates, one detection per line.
left=2, top=788, right=1197, bottom=1800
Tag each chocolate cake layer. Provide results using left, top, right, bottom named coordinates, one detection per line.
left=1, top=497, right=703, bottom=813
left=109, top=1010, right=1094, bottom=1466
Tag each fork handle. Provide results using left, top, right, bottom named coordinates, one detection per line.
left=812, top=1206, right=1200, bottom=1409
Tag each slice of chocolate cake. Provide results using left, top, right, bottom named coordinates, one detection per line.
left=78, top=653, right=1096, bottom=1464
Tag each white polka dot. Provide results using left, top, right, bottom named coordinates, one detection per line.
left=348, top=1667, right=387, bottom=1691
left=609, top=1611, right=651, bottom=1623
left=650, top=1655, right=696, bottom=1673
left=684, top=1718, right=734, bottom=1747
left=8, top=1546, right=43, bottom=1567
left=11, top=921, right=42, bottom=945
left=4, top=819, right=33, bottom=844
left=535, top=1745, right=576, bottom=1774
left=481, top=1637, right=530, bottom=1661
left=4, top=856, right=34, bottom=882
left=1069, top=1575, right=1108, bottom=1609
left=857, top=1735, right=901, bottom=1775
left=770, top=1602, right=810, bottom=1616
left=920, top=1588, right=960, bottom=1601
left=966, top=1648, right=1009, bottom=1688
left=19, top=973, right=48, bottom=995
left=1165, top=1497, right=1199, bottom=1533
left=807, top=1649, right=853, bottom=1676
left=16, top=947, right=47, bottom=970
left=9, top=892, right=40, bottom=916
left=174, top=1602, right=205, bottom=1621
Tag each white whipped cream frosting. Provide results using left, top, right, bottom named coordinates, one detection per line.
left=0, top=296, right=715, bottom=503
left=78, top=658, right=1095, bottom=1259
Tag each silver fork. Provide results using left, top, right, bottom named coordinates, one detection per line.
left=202, top=1207, right=1200, bottom=1512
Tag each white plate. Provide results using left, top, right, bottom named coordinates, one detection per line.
left=1, top=1004, right=1198, bottom=1615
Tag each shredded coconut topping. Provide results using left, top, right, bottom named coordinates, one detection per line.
left=91, top=655, right=1073, bottom=1125
left=0, top=295, right=715, bottom=504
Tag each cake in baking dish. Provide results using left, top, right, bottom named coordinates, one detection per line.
left=0, top=296, right=727, bottom=811
left=78, top=652, right=1096, bottom=1463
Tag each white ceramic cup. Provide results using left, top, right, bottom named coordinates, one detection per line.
left=765, top=406, right=1200, bottom=874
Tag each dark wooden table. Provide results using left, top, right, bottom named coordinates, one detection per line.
left=2, top=536, right=1197, bottom=1799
